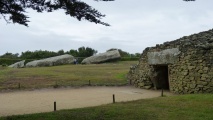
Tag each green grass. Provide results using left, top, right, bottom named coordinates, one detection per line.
left=1, top=94, right=213, bottom=120
left=0, top=61, right=137, bottom=90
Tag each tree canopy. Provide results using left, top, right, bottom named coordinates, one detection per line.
left=0, top=0, right=114, bottom=26
left=0, top=52, right=19, bottom=59
left=0, top=0, right=196, bottom=27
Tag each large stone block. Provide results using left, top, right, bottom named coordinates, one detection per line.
left=9, top=60, right=25, bottom=68
left=144, top=85, right=152, bottom=89
left=147, top=48, right=180, bottom=65
left=188, top=66, right=196, bottom=70
left=26, top=54, right=74, bottom=67
left=81, top=50, right=121, bottom=64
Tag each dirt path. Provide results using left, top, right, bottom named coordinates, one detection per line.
left=0, top=86, right=173, bottom=117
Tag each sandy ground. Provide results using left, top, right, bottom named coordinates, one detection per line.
left=0, top=86, right=173, bottom=117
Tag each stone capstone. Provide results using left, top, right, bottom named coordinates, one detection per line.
left=8, top=60, right=25, bottom=68
left=147, top=48, right=180, bottom=65
left=81, top=50, right=121, bottom=64
left=26, top=54, right=74, bottom=67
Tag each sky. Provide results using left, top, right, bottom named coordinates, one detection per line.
left=1, top=0, right=213, bottom=56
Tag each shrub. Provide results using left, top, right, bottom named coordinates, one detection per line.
left=2, top=63, right=8, bottom=67
left=0, top=58, right=35, bottom=66
left=0, top=58, right=22, bottom=65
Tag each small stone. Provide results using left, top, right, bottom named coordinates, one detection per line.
left=208, top=82, right=213, bottom=87
left=195, top=77, right=201, bottom=81
left=206, top=79, right=211, bottom=82
left=202, top=74, right=208, bottom=78
left=203, top=67, right=209, bottom=71
left=190, top=84, right=196, bottom=88
left=197, top=85, right=204, bottom=88
left=202, top=82, right=208, bottom=86
left=184, top=87, right=189, bottom=90
left=198, top=81, right=208, bottom=86
left=188, top=66, right=195, bottom=70
left=144, top=85, right=152, bottom=89
left=203, top=87, right=209, bottom=91
left=183, top=72, right=188, bottom=76
left=198, top=60, right=203, bottom=63
left=189, top=77, right=195, bottom=81
left=201, top=77, right=206, bottom=81
left=198, top=70, right=203, bottom=74
left=138, top=83, right=145, bottom=87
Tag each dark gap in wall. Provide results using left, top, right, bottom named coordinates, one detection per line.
left=151, top=65, right=169, bottom=90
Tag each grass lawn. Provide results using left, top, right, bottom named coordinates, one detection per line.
left=1, top=94, right=213, bottom=120
left=0, top=61, right=137, bottom=90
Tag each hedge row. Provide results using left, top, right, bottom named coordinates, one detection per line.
left=120, top=57, right=139, bottom=61
left=0, top=58, right=35, bottom=66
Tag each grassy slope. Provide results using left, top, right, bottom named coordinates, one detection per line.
left=0, top=61, right=137, bottom=90
left=1, top=94, right=213, bottom=120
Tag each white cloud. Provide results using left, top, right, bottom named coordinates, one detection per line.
left=1, top=0, right=213, bottom=55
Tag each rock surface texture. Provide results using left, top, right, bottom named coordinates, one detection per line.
left=26, top=54, right=74, bottom=67
left=8, top=60, right=25, bottom=68
left=147, top=48, right=180, bottom=65
left=128, top=29, right=213, bottom=94
left=81, top=50, right=121, bottom=64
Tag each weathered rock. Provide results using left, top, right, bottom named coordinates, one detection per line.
left=26, top=54, right=74, bottom=67
left=81, top=50, right=121, bottom=64
left=8, top=60, right=25, bottom=68
left=128, top=28, right=213, bottom=94
left=138, top=83, right=145, bottom=87
left=147, top=48, right=180, bottom=65
left=144, top=85, right=152, bottom=89
left=190, top=84, right=196, bottom=89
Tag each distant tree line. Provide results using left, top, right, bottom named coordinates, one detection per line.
left=0, top=46, right=140, bottom=65
left=0, top=46, right=97, bottom=60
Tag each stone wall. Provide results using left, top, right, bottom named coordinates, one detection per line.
left=128, top=29, right=213, bottom=94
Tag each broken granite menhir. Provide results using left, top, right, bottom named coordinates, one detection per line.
left=81, top=50, right=121, bottom=64
left=26, top=54, right=74, bottom=67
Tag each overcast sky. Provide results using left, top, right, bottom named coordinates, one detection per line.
left=1, top=0, right=213, bottom=56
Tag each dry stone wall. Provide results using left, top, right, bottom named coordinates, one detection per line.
left=128, top=29, right=213, bottom=94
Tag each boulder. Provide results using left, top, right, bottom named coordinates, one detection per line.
left=147, top=48, right=180, bottom=65
left=8, top=60, right=25, bottom=68
left=26, top=54, right=74, bottom=67
left=81, top=50, right=121, bottom=64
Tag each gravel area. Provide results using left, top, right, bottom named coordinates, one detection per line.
left=0, top=86, right=173, bottom=117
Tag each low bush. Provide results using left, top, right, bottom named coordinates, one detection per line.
left=0, top=58, right=35, bottom=66
left=0, top=58, right=22, bottom=66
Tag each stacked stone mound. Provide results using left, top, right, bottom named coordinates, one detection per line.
left=8, top=60, right=25, bottom=68
left=128, top=29, right=213, bottom=94
left=81, top=50, right=121, bottom=64
left=26, top=54, right=74, bottom=67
